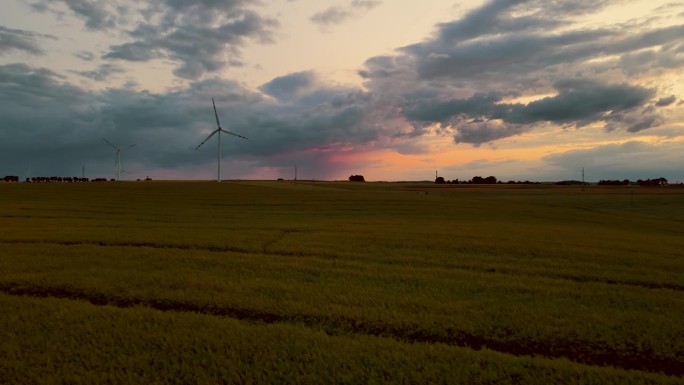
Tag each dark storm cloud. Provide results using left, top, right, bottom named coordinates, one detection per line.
left=5, top=0, right=683, bottom=180
left=625, top=115, right=663, bottom=133
left=102, top=2, right=277, bottom=79
left=453, top=121, right=530, bottom=146
left=604, top=110, right=665, bottom=133
left=0, top=63, right=88, bottom=106
left=655, top=95, right=677, bottom=107
left=509, top=80, right=654, bottom=125
left=433, top=0, right=554, bottom=43
left=32, top=0, right=277, bottom=79
left=0, top=64, right=103, bottom=175
left=104, top=41, right=160, bottom=62
left=403, top=80, right=657, bottom=145
left=402, top=29, right=611, bottom=81
left=0, top=26, right=55, bottom=56
left=358, top=0, right=683, bottom=145
left=0, top=63, right=399, bottom=179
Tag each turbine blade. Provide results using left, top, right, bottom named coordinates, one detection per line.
left=220, top=129, right=247, bottom=139
left=103, top=137, right=119, bottom=150
left=128, top=144, right=136, bottom=149
left=212, top=98, right=221, bottom=129
left=195, top=129, right=219, bottom=150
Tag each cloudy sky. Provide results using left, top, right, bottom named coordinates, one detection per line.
left=1, top=0, right=683, bottom=182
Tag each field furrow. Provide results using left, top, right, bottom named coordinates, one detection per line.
left=1, top=280, right=682, bottom=377
left=2, top=238, right=683, bottom=292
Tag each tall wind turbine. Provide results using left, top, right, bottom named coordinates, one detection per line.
left=195, top=98, right=247, bottom=182
left=103, top=137, right=136, bottom=181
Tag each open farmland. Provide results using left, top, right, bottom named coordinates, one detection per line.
left=1, top=181, right=683, bottom=384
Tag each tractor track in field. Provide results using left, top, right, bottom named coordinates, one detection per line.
left=2, top=238, right=684, bottom=293
left=0, top=281, right=682, bottom=378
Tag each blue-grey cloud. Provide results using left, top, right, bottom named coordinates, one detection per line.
left=310, top=7, right=351, bottom=26
left=28, top=0, right=278, bottom=80
left=311, top=0, right=381, bottom=27
left=259, top=71, right=316, bottom=101
left=30, top=0, right=123, bottom=30
left=351, top=0, right=381, bottom=10
left=359, top=0, right=683, bottom=145
left=402, top=80, right=657, bottom=145
left=3, top=0, right=683, bottom=181
left=655, top=95, right=677, bottom=107
left=70, top=63, right=125, bottom=81
left=103, top=3, right=277, bottom=79
left=0, top=26, right=55, bottom=56
left=0, top=63, right=399, bottom=179
left=74, top=50, right=95, bottom=61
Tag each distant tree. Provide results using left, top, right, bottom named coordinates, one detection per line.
left=435, top=176, right=445, bottom=184
left=637, top=177, right=668, bottom=187
left=471, top=176, right=497, bottom=184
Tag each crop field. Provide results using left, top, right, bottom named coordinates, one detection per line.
left=1, top=180, right=683, bottom=384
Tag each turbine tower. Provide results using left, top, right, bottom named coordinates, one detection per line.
left=103, top=137, right=136, bottom=181
left=195, top=98, right=247, bottom=182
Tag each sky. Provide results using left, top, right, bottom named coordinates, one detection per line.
left=1, top=0, right=683, bottom=182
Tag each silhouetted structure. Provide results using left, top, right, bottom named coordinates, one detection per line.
left=349, top=175, right=365, bottom=182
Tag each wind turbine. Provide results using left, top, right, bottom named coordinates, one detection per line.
left=195, top=98, right=247, bottom=182
left=103, top=137, right=136, bottom=181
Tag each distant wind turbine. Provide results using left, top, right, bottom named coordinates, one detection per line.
left=103, top=137, right=136, bottom=181
left=195, top=98, right=247, bottom=182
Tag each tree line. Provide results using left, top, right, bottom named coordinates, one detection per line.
left=1, top=176, right=113, bottom=183
left=435, top=176, right=539, bottom=185
left=597, top=177, right=668, bottom=186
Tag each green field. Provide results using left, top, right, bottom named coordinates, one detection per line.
left=1, top=181, right=683, bottom=384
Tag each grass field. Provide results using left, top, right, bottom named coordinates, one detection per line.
left=1, top=180, right=683, bottom=384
